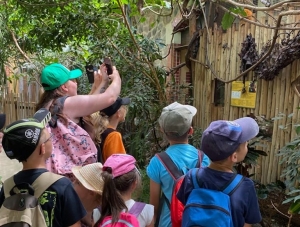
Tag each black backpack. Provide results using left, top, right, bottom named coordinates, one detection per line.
left=97, top=128, right=115, bottom=163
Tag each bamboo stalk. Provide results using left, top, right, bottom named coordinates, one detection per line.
left=290, top=60, right=299, bottom=140
left=231, top=24, right=239, bottom=120
left=268, top=73, right=280, bottom=182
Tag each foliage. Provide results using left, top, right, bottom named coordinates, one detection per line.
left=0, top=0, right=170, bottom=93
left=133, top=168, right=150, bottom=204
left=221, top=7, right=247, bottom=30
left=188, top=127, right=203, bottom=149
left=255, top=180, right=286, bottom=200
left=0, top=0, right=173, bottom=166
left=235, top=136, right=268, bottom=177
left=278, top=122, right=300, bottom=214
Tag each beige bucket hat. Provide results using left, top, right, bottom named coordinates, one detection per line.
left=72, top=163, right=104, bottom=195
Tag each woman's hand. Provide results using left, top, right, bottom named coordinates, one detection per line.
left=99, top=64, right=109, bottom=83
left=108, top=66, right=120, bottom=82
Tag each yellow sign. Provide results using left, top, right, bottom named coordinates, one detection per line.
left=231, top=81, right=257, bottom=108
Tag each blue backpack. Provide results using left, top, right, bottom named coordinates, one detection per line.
left=182, top=168, right=244, bottom=227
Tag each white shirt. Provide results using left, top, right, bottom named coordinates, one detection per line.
left=125, top=199, right=154, bottom=227
left=93, top=199, right=154, bottom=226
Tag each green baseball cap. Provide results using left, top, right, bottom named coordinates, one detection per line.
left=41, top=63, right=83, bottom=90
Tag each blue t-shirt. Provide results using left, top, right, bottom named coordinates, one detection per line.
left=0, top=169, right=86, bottom=227
left=177, top=167, right=262, bottom=227
left=146, top=144, right=210, bottom=227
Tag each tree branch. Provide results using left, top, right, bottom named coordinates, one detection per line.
left=106, top=38, right=156, bottom=85
left=199, top=0, right=211, bottom=43
left=271, top=200, right=290, bottom=219
left=9, top=30, right=43, bottom=87
left=10, top=30, right=31, bottom=63
left=219, top=5, right=300, bottom=31
left=116, top=0, right=141, bottom=52
left=162, top=34, right=175, bottom=59
left=223, top=0, right=298, bottom=11
left=169, top=62, right=186, bottom=74
left=142, top=0, right=174, bottom=16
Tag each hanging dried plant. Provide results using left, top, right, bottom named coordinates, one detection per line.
left=255, top=31, right=300, bottom=80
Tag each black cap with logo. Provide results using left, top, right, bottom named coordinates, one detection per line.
left=2, top=108, right=51, bottom=161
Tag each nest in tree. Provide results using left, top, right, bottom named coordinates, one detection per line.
left=239, top=31, right=300, bottom=81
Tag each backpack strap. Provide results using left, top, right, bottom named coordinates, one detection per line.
left=191, top=168, right=200, bottom=188
left=155, top=152, right=182, bottom=181
left=3, top=172, right=63, bottom=199
left=98, top=128, right=116, bottom=162
left=31, top=172, right=64, bottom=198
left=222, top=174, right=244, bottom=195
left=195, top=150, right=204, bottom=168
left=3, top=176, right=16, bottom=198
left=128, top=202, right=146, bottom=217
left=155, top=152, right=181, bottom=226
left=192, top=168, right=244, bottom=196
left=100, top=128, right=116, bottom=151
left=155, top=150, right=203, bottom=227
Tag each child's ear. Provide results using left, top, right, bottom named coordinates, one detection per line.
left=117, top=109, right=122, bottom=118
left=39, top=143, right=46, bottom=155
left=229, top=152, right=238, bottom=162
left=188, top=126, right=194, bottom=135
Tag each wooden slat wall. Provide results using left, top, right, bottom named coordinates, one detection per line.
left=0, top=87, right=37, bottom=127
left=192, top=14, right=300, bottom=184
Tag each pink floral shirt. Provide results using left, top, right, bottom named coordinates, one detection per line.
left=46, top=118, right=97, bottom=177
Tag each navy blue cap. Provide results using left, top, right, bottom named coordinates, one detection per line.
left=201, top=117, right=259, bottom=161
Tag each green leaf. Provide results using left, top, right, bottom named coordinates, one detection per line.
left=296, top=126, right=300, bottom=135
left=139, top=17, right=146, bottom=23
left=221, top=12, right=235, bottom=30
left=150, top=21, right=156, bottom=28
left=231, top=7, right=247, bottom=17
left=258, top=193, right=268, bottom=199
left=283, top=197, right=295, bottom=204
left=289, top=200, right=300, bottom=214
left=252, top=149, right=268, bottom=156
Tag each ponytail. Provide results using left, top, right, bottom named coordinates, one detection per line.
left=96, top=167, right=127, bottom=225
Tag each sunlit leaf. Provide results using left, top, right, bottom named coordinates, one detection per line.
left=221, top=12, right=235, bottom=30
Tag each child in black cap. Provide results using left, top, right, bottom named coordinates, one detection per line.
left=95, top=97, right=130, bottom=162
left=0, top=109, right=86, bottom=227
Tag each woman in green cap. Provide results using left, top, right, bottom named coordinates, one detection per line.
left=36, top=63, right=121, bottom=180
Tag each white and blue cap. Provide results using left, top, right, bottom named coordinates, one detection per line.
left=2, top=108, right=51, bottom=161
left=201, top=117, right=259, bottom=161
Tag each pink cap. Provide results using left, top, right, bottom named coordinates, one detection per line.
left=103, top=154, right=136, bottom=178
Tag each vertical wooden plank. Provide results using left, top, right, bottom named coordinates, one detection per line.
left=199, top=29, right=206, bottom=128
left=222, top=28, right=231, bottom=120
left=291, top=60, right=300, bottom=140
left=231, top=24, right=239, bottom=121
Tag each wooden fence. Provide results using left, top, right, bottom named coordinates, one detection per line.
left=0, top=87, right=37, bottom=126
left=192, top=13, right=300, bottom=184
